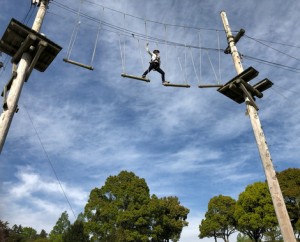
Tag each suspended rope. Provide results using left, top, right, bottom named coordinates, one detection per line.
left=199, top=30, right=202, bottom=85
left=118, top=34, right=126, bottom=74
left=63, top=0, right=95, bottom=70
left=120, top=15, right=150, bottom=82
left=198, top=50, right=223, bottom=88
left=164, top=24, right=168, bottom=73
left=163, top=45, right=190, bottom=88
left=123, top=14, right=126, bottom=74
left=189, top=47, right=200, bottom=84
left=90, top=7, right=103, bottom=66
left=137, top=38, right=145, bottom=71
left=145, top=20, right=149, bottom=44
left=163, top=26, right=190, bottom=88
left=65, top=0, right=82, bottom=60
left=217, top=30, right=222, bottom=83
left=206, top=51, right=219, bottom=84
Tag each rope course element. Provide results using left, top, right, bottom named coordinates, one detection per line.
left=162, top=45, right=190, bottom=88
left=63, top=0, right=102, bottom=70
left=50, top=0, right=300, bottom=80
left=120, top=15, right=150, bottom=83
left=50, top=1, right=230, bottom=87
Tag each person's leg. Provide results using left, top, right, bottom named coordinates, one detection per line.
left=142, top=63, right=155, bottom=77
left=155, top=67, right=165, bottom=82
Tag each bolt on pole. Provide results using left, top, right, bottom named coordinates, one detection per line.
left=0, top=0, right=49, bottom=153
left=220, top=11, right=296, bottom=242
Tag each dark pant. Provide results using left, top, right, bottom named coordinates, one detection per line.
left=143, top=62, right=165, bottom=82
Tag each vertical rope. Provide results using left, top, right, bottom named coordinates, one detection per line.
left=176, top=45, right=185, bottom=83
left=217, top=30, right=221, bottom=84
left=189, top=47, right=200, bottom=83
left=137, top=38, right=145, bottom=70
left=183, top=27, right=188, bottom=84
left=198, top=30, right=202, bottom=85
left=66, top=0, right=83, bottom=59
left=90, top=26, right=100, bottom=65
left=145, top=20, right=148, bottom=44
left=123, top=14, right=126, bottom=73
left=164, top=25, right=168, bottom=69
left=90, top=7, right=104, bottom=65
left=206, top=50, right=219, bottom=84
left=119, top=34, right=125, bottom=73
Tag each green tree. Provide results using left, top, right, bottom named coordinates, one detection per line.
left=236, top=233, right=252, bottom=242
left=149, top=195, right=189, bottom=242
left=277, top=168, right=300, bottom=239
left=39, top=229, right=48, bottom=238
left=62, top=220, right=89, bottom=242
left=84, top=170, right=189, bottom=242
left=34, top=239, right=50, bottom=242
left=263, top=227, right=283, bottom=242
left=33, top=229, right=49, bottom=242
left=8, top=224, right=23, bottom=242
left=84, top=171, right=151, bottom=242
left=199, top=218, right=218, bottom=242
left=49, top=211, right=71, bottom=242
left=199, top=195, right=236, bottom=242
left=234, top=182, right=278, bottom=242
left=0, top=220, right=10, bottom=242
left=21, top=227, right=38, bottom=241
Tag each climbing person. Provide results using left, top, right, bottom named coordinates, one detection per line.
left=142, top=43, right=169, bottom=85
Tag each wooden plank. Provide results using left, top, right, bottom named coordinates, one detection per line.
left=253, top=78, right=273, bottom=93
left=163, top=83, right=190, bottom=88
left=121, top=73, right=150, bottom=82
left=63, top=58, right=94, bottom=70
left=198, top=84, right=223, bottom=88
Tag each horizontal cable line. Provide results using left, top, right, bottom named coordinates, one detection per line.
left=249, top=37, right=300, bottom=49
left=48, top=5, right=222, bottom=52
left=49, top=2, right=300, bottom=74
left=242, top=55, right=300, bottom=73
left=52, top=0, right=226, bottom=32
left=245, top=35, right=300, bottom=62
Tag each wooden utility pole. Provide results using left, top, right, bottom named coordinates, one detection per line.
left=0, top=0, right=49, bottom=153
left=220, top=11, right=296, bottom=242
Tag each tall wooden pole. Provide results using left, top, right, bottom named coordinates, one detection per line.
left=220, top=11, right=296, bottom=242
left=0, top=0, right=49, bottom=153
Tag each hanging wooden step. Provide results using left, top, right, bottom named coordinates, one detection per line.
left=198, top=84, right=223, bottom=88
left=63, top=58, right=94, bottom=70
left=163, top=82, right=190, bottom=88
left=121, top=73, right=150, bottom=82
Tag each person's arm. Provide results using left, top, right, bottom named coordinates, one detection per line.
left=146, top=43, right=152, bottom=56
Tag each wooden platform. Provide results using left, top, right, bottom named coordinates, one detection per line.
left=0, top=18, right=62, bottom=72
left=217, top=67, right=259, bottom=104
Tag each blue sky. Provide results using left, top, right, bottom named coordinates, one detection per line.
left=0, top=0, right=300, bottom=241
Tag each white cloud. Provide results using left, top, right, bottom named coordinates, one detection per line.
left=1, top=166, right=88, bottom=232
